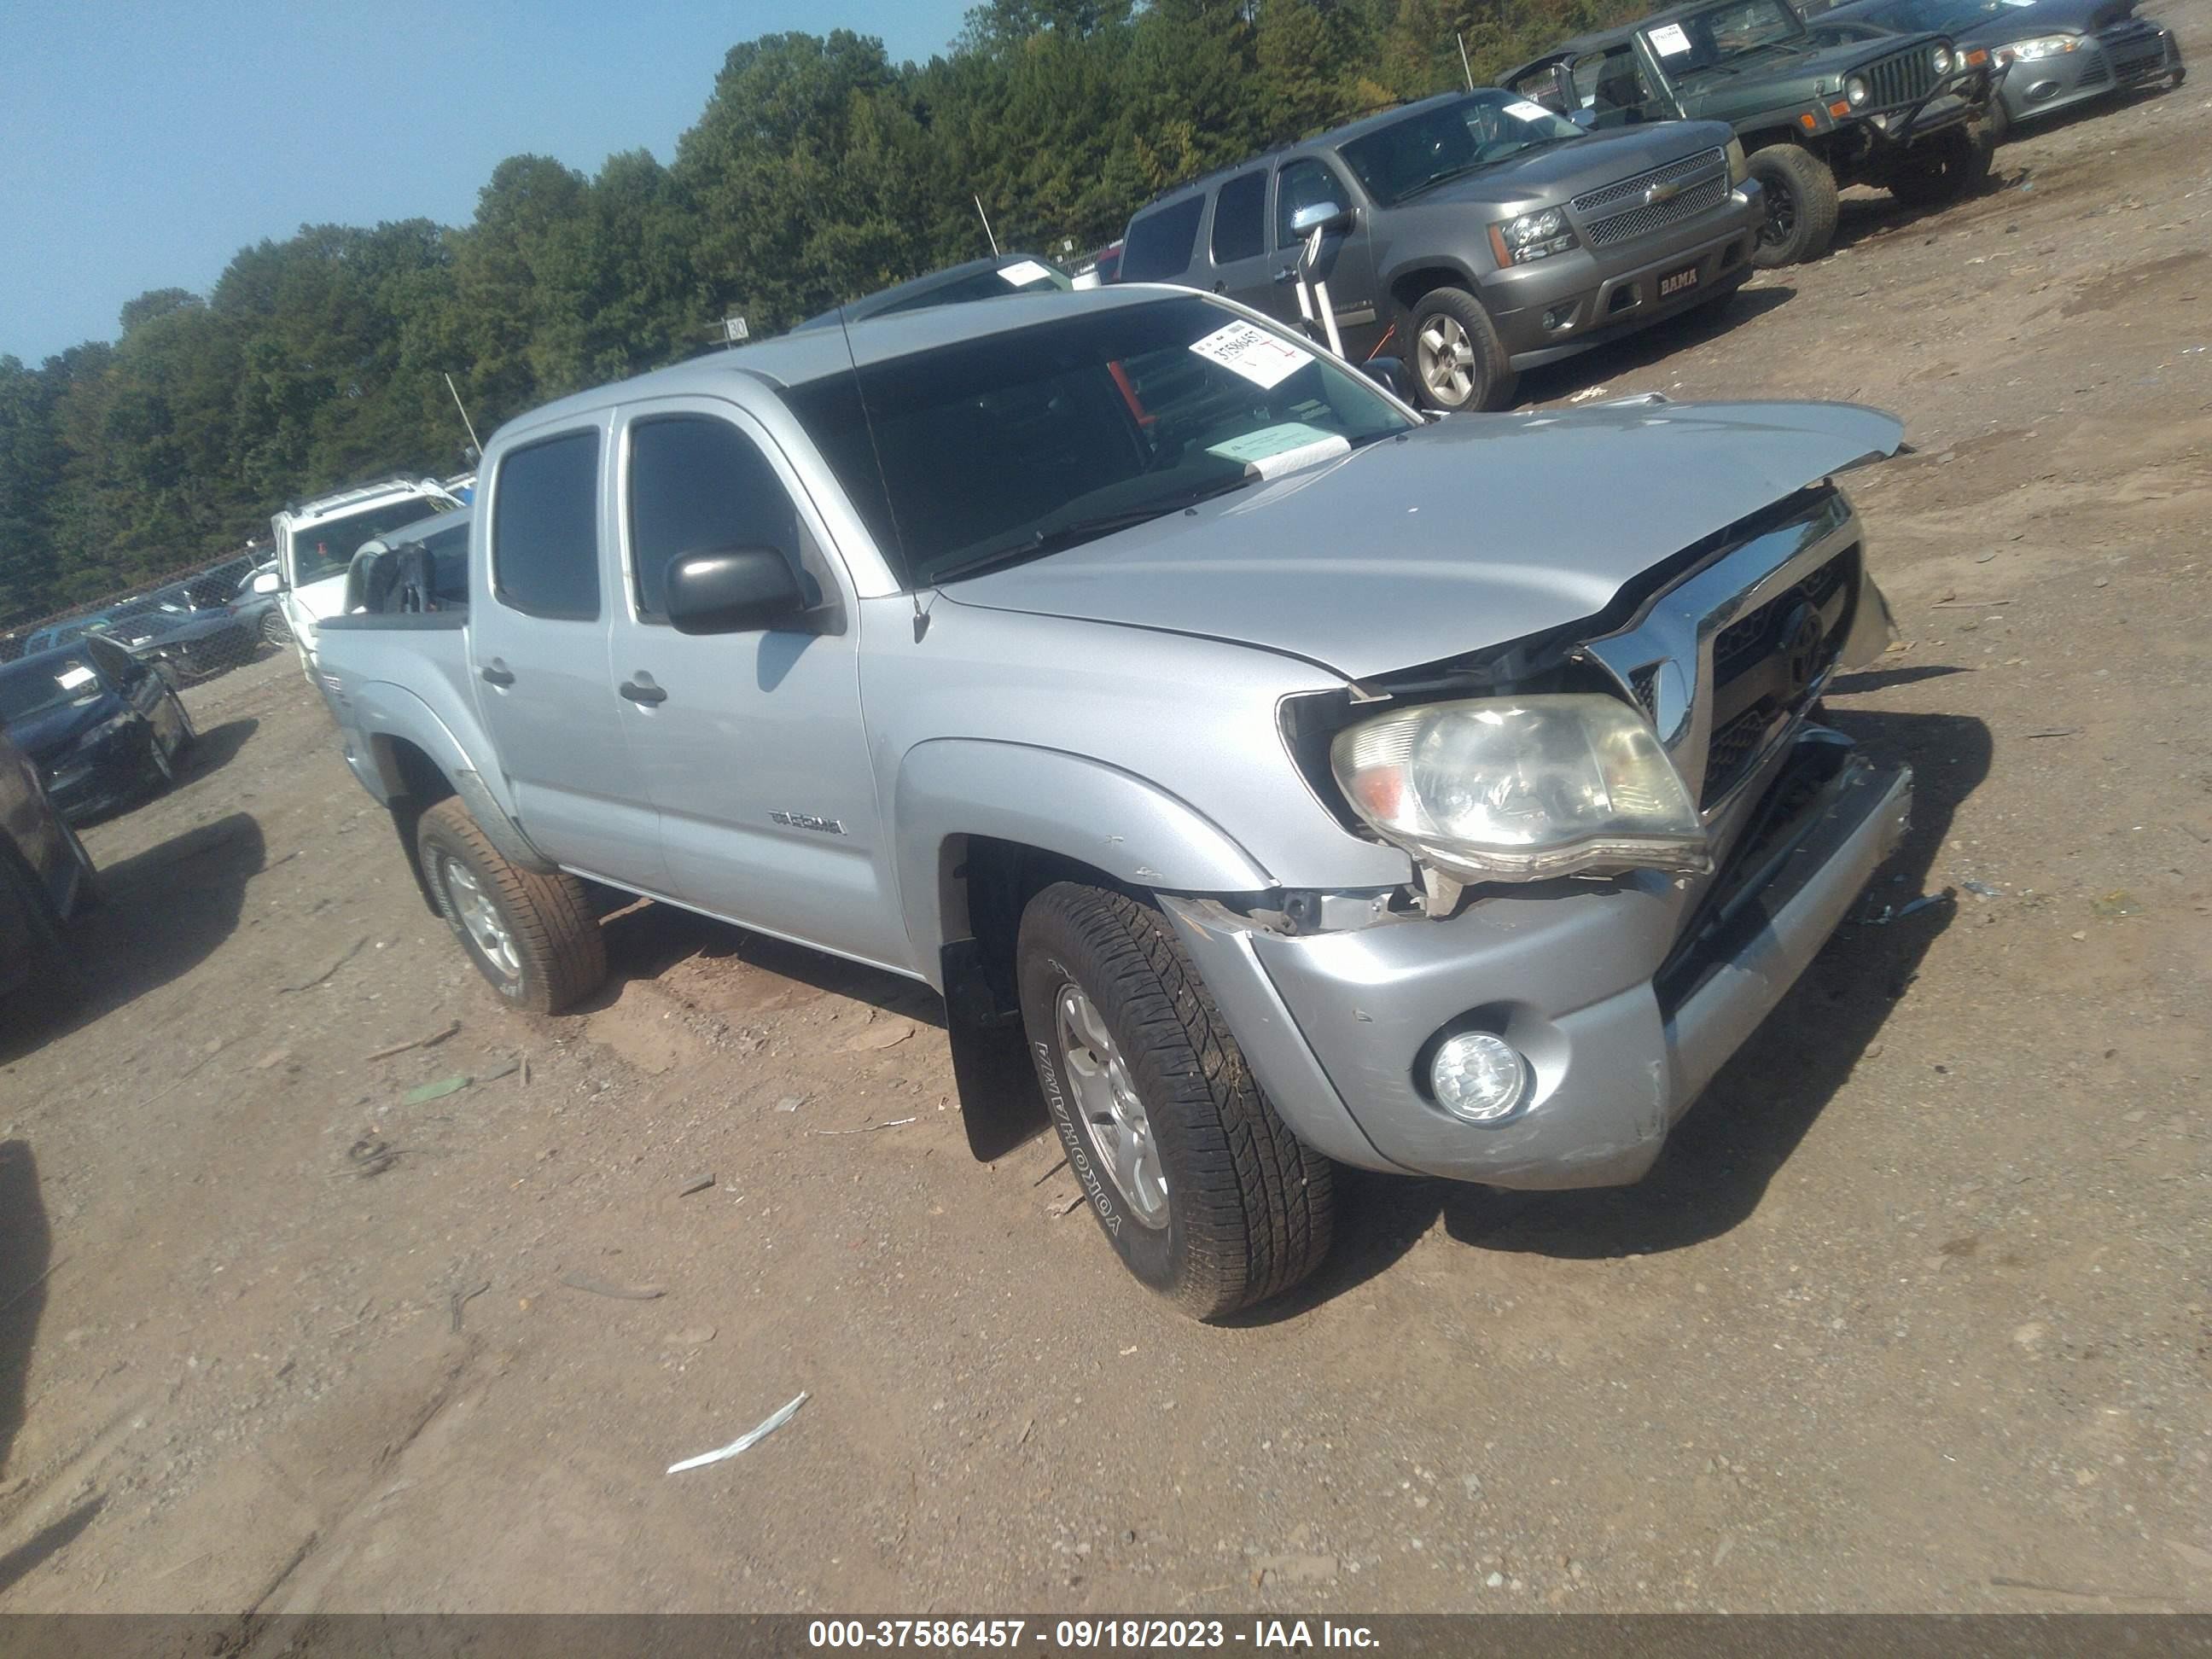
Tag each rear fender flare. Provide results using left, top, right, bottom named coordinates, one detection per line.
left=349, top=681, right=556, bottom=876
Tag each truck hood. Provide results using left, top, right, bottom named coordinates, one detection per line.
left=942, top=399, right=1903, bottom=682
left=1401, top=119, right=1738, bottom=208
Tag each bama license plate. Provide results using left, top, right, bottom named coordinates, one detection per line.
left=1658, top=264, right=1701, bottom=298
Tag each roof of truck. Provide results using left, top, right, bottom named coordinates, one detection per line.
left=281, top=474, right=457, bottom=524
left=490, top=284, right=1201, bottom=446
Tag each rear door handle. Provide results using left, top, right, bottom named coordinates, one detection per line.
left=618, top=678, right=667, bottom=706
left=480, top=662, right=515, bottom=687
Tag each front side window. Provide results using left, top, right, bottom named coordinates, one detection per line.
left=1120, top=195, right=1205, bottom=282
left=492, top=430, right=602, bottom=621
left=783, top=294, right=1412, bottom=591
left=626, top=416, right=801, bottom=621
left=1209, top=172, right=1268, bottom=264
left=1337, top=91, right=1587, bottom=207
left=1274, top=158, right=1351, bottom=244
left=1572, top=47, right=1668, bottom=125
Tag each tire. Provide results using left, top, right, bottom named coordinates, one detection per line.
left=1406, top=287, right=1516, bottom=412
left=1016, top=882, right=1335, bottom=1319
left=1747, top=143, right=1840, bottom=267
left=147, top=723, right=178, bottom=789
left=416, top=795, right=606, bottom=1013
left=1885, top=126, right=1993, bottom=207
left=170, top=693, right=196, bottom=754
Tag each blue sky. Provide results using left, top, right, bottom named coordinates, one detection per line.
left=0, top=1, right=971, bottom=364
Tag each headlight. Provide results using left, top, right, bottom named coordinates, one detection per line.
left=1487, top=208, right=1579, bottom=266
left=1846, top=74, right=1871, bottom=105
left=1329, top=693, right=1708, bottom=882
left=1995, top=34, right=2079, bottom=62
left=1725, top=137, right=1749, bottom=185
left=1931, top=44, right=1953, bottom=76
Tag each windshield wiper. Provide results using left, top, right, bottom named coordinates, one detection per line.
left=929, top=474, right=1258, bottom=585
left=1401, top=160, right=1487, bottom=200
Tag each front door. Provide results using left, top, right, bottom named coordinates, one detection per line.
left=1268, top=156, right=1383, bottom=359
left=467, top=417, right=666, bottom=888
left=606, top=396, right=902, bottom=972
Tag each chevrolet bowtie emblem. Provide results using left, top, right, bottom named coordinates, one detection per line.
left=1644, top=179, right=1682, bottom=206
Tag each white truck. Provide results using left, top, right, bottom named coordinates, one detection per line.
left=266, top=475, right=467, bottom=677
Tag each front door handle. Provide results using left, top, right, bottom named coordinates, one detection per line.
left=618, top=678, right=667, bottom=706
left=480, top=661, right=515, bottom=687
left=1273, top=265, right=1301, bottom=285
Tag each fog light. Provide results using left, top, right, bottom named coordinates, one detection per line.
left=1430, top=1032, right=1532, bottom=1124
left=1542, top=306, right=1571, bottom=330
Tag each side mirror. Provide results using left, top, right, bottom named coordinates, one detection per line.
left=251, top=570, right=281, bottom=595
left=1289, top=201, right=1353, bottom=237
left=1569, top=107, right=1599, bottom=130
left=1359, top=357, right=1413, bottom=401
left=665, top=545, right=806, bottom=636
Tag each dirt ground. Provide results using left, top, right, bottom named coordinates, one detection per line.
left=2, top=16, right=2207, bottom=1617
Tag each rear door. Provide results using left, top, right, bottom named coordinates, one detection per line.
left=604, top=394, right=903, bottom=971
left=1269, top=154, right=1383, bottom=358
left=466, top=418, right=666, bottom=888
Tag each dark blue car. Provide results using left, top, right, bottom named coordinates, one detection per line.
left=0, top=636, right=194, bottom=824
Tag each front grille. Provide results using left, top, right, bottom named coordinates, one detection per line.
left=1860, top=45, right=1939, bottom=110
left=2076, top=54, right=2112, bottom=87
left=1572, top=146, right=1727, bottom=216
left=2098, top=24, right=2168, bottom=81
left=1699, top=545, right=1860, bottom=804
left=1583, top=172, right=1731, bottom=248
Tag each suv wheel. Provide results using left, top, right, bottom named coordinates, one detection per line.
left=259, top=608, right=292, bottom=648
left=416, top=796, right=607, bottom=1012
left=1747, top=143, right=1840, bottom=266
left=1406, top=288, right=1516, bottom=412
left=1016, top=882, right=1336, bottom=1319
left=1885, top=127, right=1993, bottom=207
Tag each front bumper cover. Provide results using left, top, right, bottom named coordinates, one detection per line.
left=1167, top=731, right=1912, bottom=1189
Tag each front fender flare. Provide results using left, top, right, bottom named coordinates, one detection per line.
left=893, top=739, right=1272, bottom=972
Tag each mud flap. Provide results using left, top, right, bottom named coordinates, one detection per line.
left=941, top=939, right=1049, bottom=1161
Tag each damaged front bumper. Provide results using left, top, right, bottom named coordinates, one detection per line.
left=1165, top=731, right=1912, bottom=1189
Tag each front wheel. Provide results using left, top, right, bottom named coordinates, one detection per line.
left=1747, top=143, right=1841, bottom=266
left=259, top=608, right=292, bottom=648
left=416, top=796, right=606, bottom=1012
left=1406, top=288, right=1516, bottom=412
left=1016, top=882, right=1336, bottom=1319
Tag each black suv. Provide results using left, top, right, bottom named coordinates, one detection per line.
left=1114, top=87, right=1764, bottom=411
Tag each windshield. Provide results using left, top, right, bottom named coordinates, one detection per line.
left=784, top=294, right=1412, bottom=589
left=872, top=259, right=1073, bottom=316
left=0, top=654, right=104, bottom=724
left=288, top=497, right=447, bottom=585
left=1644, top=0, right=1807, bottom=79
left=1340, top=90, right=1588, bottom=207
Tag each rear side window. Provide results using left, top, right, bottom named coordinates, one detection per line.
left=1209, top=172, right=1267, bottom=264
left=626, top=416, right=801, bottom=621
left=492, top=430, right=601, bottom=620
left=1120, top=195, right=1204, bottom=282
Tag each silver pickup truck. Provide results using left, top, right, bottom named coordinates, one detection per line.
left=315, top=287, right=1912, bottom=1318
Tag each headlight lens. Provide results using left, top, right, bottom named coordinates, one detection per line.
left=1931, top=44, right=1953, bottom=75
left=1488, top=207, right=1579, bottom=265
left=1996, top=34, right=2079, bottom=62
left=1846, top=73, right=1871, bottom=105
left=1329, top=693, right=1708, bottom=882
left=1725, top=137, right=1749, bottom=185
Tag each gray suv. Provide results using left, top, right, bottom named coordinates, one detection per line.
left=1116, top=87, right=1763, bottom=411
left=313, top=288, right=1912, bottom=1320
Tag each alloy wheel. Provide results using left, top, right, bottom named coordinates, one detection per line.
left=1055, top=981, right=1169, bottom=1228
left=1415, top=313, right=1478, bottom=405
left=442, top=856, right=520, bottom=981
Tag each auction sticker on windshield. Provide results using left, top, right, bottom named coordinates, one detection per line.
left=56, top=665, right=96, bottom=691
left=996, top=259, right=1055, bottom=287
left=1649, top=21, right=1694, bottom=55
left=1188, top=320, right=1308, bottom=390
left=1507, top=99, right=1558, bottom=121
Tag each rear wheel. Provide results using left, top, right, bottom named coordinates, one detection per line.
left=1886, top=126, right=1993, bottom=207
left=1016, top=882, right=1336, bottom=1319
left=416, top=796, right=606, bottom=1012
left=1747, top=143, right=1840, bottom=266
left=1406, top=287, right=1516, bottom=412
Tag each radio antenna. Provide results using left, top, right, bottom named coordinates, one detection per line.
left=443, top=372, right=483, bottom=457
left=974, top=194, right=1001, bottom=258
left=834, top=305, right=928, bottom=641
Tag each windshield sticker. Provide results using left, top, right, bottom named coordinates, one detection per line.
left=996, top=258, right=1055, bottom=287
left=56, top=665, right=96, bottom=690
left=1505, top=98, right=1557, bottom=122
left=1187, top=319, right=1310, bottom=389
left=1205, top=422, right=1339, bottom=465
left=1649, top=21, right=1694, bottom=55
